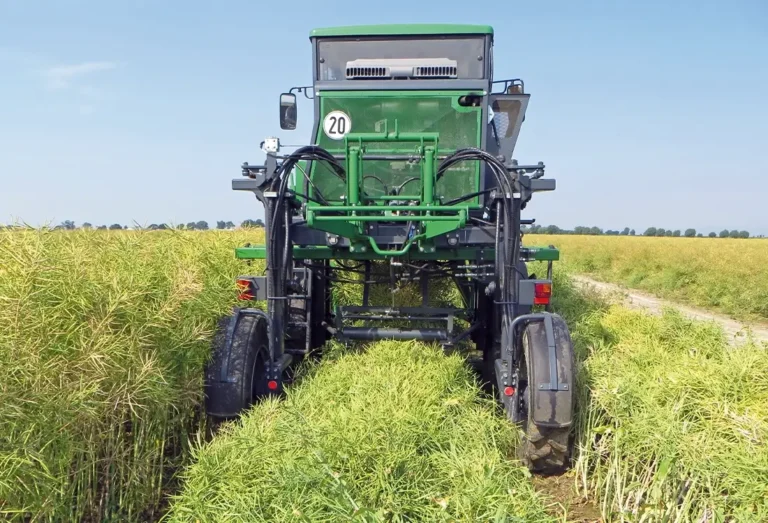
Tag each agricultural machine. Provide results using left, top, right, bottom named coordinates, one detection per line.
left=205, top=24, right=575, bottom=473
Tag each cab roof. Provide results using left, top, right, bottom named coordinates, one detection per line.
left=309, top=24, right=494, bottom=39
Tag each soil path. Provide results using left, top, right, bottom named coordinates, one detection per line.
left=571, top=275, right=768, bottom=346
left=532, top=472, right=603, bottom=522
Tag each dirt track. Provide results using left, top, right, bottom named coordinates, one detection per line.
left=571, top=275, right=768, bottom=346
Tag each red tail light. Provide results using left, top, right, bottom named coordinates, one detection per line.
left=504, top=386, right=515, bottom=396
left=534, top=282, right=552, bottom=305
left=237, top=278, right=254, bottom=300
left=267, top=380, right=278, bottom=391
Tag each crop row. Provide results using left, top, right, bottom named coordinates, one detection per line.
left=1, top=230, right=765, bottom=521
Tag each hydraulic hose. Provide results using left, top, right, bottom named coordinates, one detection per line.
left=262, top=145, right=346, bottom=360
left=438, top=148, right=520, bottom=351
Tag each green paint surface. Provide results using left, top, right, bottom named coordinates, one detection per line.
left=310, top=91, right=483, bottom=206
left=310, top=24, right=493, bottom=38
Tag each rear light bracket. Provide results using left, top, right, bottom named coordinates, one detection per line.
left=237, top=276, right=267, bottom=301
left=518, top=279, right=552, bottom=307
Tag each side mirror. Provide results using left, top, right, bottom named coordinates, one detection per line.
left=279, top=93, right=297, bottom=130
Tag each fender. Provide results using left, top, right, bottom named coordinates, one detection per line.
left=522, top=313, right=575, bottom=428
left=204, top=308, right=289, bottom=419
left=496, top=312, right=575, bottom=428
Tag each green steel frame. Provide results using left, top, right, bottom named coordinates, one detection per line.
left=309, top=24, right=494, bottom=38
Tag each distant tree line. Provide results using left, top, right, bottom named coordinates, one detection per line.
left=523, top=225, right=758, bottom=239
left=1, top=219, right=267, bottom=231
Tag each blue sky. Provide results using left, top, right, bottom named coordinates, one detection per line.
left=1, top=0, right=766, bottom=234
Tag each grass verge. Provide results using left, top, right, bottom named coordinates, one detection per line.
left=527, top=235, right=768, bottom=322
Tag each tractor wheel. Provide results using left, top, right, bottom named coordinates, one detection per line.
left=204, top=313, right=270, bottom=420
left=514, top=321, right=574, bottom=474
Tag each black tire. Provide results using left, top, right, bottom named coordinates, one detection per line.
left=515, top=320, right=575, bottom=474
left=204, top=313, right=269, bottom=420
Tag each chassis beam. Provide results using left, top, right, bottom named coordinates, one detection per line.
left=236, top=245, right=559, bottom=262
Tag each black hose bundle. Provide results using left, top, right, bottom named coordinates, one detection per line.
left=437, top=148, right=521, bottom=347
left=263, top=146, right=346, bottom=357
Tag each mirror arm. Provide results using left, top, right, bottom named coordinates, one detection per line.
left=289, top=86, right=315, bottom=99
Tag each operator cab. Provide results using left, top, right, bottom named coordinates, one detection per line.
left=311, top=27, right=491, bottom=85
left=277, top=25, right=531, bottom=206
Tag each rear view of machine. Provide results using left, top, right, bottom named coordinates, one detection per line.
left=205, top=24, right=576, bottom=473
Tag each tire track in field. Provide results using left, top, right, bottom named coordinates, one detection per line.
left=571, top=275, right=768, bottom=346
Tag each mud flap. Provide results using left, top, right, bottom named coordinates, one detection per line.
left=204, top=308, right=272, bottom=419
left=524, top=313, right=574, bottom=428
left=495, top=312, right=574, bottom=428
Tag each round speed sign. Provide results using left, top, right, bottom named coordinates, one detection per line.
left=323, top=111, right=351, bottom=140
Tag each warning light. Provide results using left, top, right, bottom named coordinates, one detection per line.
left=534, top=282, right=552, bottom=305
left=267, top=380, right=278, bottom=391
left=503, top=386, right=515, bottom=396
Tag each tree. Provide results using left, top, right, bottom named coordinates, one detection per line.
left=697, top=233, right=703, bottom=237
left=97, top=225, right=107, bottom=230
left=684, top=228, right=696, bottom=237
left=708, top=232, right=717, bottom=238
left=719, top=229, right=729, bottom=238
left=59, top=220, right=76, bottom=230
left=589, top=226, right=602, bottom=235
left=216, top=221, right=226, bottom=230
left=544, top=225, right=562, bottom=234
left=630, top=229, right=636, bottom=236
left=739, top=230, right=749, bottom=239
left=672, top=230, right=681, bottom=237
left=186, top=222, right=197, bottom=230
left=242, top=219, right=265, bottom=228
left=195, top=221, right=209, bottom=230
left=729, top=230, right=740, bottom=239
left=621, top=227, right=630, bottom=236
left=656, top=228, right=666, bottom=237
left=82, top=222, right=92, bottom=229
left=109, top=224, right=123, bottom=230
left=644, top=227, right=657, bottom=236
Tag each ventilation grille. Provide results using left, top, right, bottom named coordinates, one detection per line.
left=346, top=66, right=388, bottom=79
left=344, top=59, right=459, bottom=80
left=413, top=65, right=458, bottom=78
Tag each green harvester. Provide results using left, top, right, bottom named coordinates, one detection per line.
left=205, top=24, right=576, bottom=473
